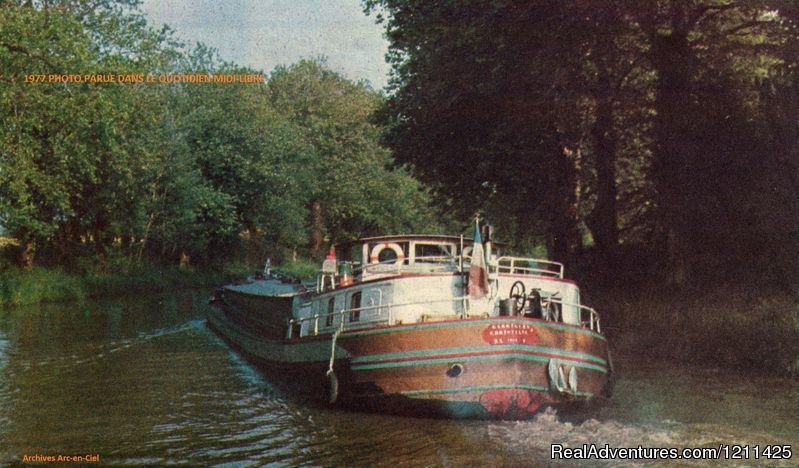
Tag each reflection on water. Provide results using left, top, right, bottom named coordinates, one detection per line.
left=0, top=292, right=796, bottom=466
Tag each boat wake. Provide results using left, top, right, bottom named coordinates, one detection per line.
left=136, top=319, right=207, bottom=341
left=487, top=408, right=678, bottom=456
left=0, top=334, right=9, bottom=371
left=0, top=334, right=11, bottom=437
left=10, top=319, right=207, bottom=372
left=483, top=408, right=796, bottom=467
left=79, top=319, right=207, bottom=362
left=218, top=338, right=283, bottom=394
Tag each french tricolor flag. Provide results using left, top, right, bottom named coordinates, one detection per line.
left=468, top=220, right=490, bottom=299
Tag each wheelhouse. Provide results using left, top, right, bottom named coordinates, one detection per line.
left=289, top=235, right=600, bottom=340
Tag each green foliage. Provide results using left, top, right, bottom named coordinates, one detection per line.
left=0, top=260, right=253, bottom=307
left=0, top=1, right=442, bottom=277
left=366, top=0, right=799, bottom=285
left=0, top=6, right=91, bottom=248
left=596, top=285, right=799, bottom=378
left=268, top=60, right=443, bottom=252
left=0, top=1, right=187, bottom=267
left=276, top=258, right=319, bottom=281
left=0, top=267, right=85, bottom=306
left=366, top=1, right=625, bottom=263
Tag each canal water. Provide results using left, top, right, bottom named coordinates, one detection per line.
left=0, top=291, right=796, bottom=466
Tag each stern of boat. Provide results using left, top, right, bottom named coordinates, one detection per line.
left=335, top=317, right=612, bottom=419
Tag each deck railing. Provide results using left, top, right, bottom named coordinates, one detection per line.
left=287, top=294, right=601, bottom=338
left=495, top=256, right=564, bottom=278
left=316, top=254, right=567, bottom=293
left=544, top=298, right=601, bottom=333
left=287, top=296, right=472, bottom=338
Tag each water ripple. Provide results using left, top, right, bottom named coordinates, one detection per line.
left=2, top=296, right=798, bottom=466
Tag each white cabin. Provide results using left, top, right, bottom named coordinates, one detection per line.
left=289, top=235, right=599, bottom=338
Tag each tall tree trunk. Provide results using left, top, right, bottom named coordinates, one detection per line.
left=649, top=7, right=695, bottom=286
left=589, top=80, right=619, bottom=265
left=93, top=212, right=110, bottom=272
left=548, top=145, right=582, bottom=271
left=20, top=239, right=35, bottom=270
left=310, top=200, right=324, bottom=257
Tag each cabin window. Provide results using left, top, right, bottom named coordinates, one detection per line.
left=414, top=243, right=453, bottom=263
left=326, top=297, right=335, bottom=326
left=349, top=292, right=361, bottom=322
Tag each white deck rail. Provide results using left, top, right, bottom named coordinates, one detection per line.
left=317, top=254, right=567, bottom=293
left=546, top=298, right=602, bottom=333
left=495, top=256, right=564, bottom=278
left=287, top=296, right=472, bottom=338
left=287, top=295, right=600, bottom=338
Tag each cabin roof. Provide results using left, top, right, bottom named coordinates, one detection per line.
left=356, top=234, right=469, bottom=244
left=335, top=234, right=510, bottom=251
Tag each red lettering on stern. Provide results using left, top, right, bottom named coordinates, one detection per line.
left=481, top=322, right=539, bottom=345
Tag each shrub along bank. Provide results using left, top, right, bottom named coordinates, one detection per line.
left=0, top=263, right=255, bottom=308
left=0, top=257, right=324, bottom=308
left=592, top=285, right=799, bottom=379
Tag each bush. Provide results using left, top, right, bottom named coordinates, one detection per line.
left=595, top=285, right=799, bottom=378
left=0, top=261, right=255, bottom=308
left=0, top=267, right=86, bottom=306
left=276, top=258, right=319, bottom=280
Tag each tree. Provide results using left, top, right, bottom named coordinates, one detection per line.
left=268, top=60, right=440, bottom=255
left=0, top=2, right=443, bottom=271
left=0, top=0, right=189, bottom=269
left=0, top=4, right=99, bottom=267
left=628, top=0, right=797, bottom=283
left=366, top=1, right=609, bottom=266
left=367, top=0, right=799, bottom=286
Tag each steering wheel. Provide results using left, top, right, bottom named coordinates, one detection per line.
left=509, top=281, right=527, bottom=315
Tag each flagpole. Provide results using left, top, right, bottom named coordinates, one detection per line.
left=459, top=234, right=463, bottom=273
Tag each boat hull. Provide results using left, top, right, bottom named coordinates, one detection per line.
left=206, top=305, right=340, bottom=401
left=207, top=305, right=612, bottom=419
left=336, top=318, right=611, bottom=419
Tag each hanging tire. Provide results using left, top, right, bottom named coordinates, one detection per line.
left=327, top=370, right=339, bottom=404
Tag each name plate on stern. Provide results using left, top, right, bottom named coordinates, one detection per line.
left=481, top=322, right=539, bottom=345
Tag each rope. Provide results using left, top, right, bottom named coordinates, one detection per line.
left=327, top=313, right=345, bottom=375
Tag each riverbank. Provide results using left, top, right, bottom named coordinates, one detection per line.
left=0, top=263, right=256, bottom=308
left=3, top=264, right=797, bottom=379
left=593, top=285, right=799, bottom=379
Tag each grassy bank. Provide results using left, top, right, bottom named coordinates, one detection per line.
left=0, top=263, right=256, bottom=308
left=4, top=260, right=796, bottom=379
left=0, top=257, right=322, bottom=308
left=592, top=285, right=799, bottom=378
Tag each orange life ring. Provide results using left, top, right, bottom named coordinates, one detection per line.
left=369, top=242, right=405, bottom=265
